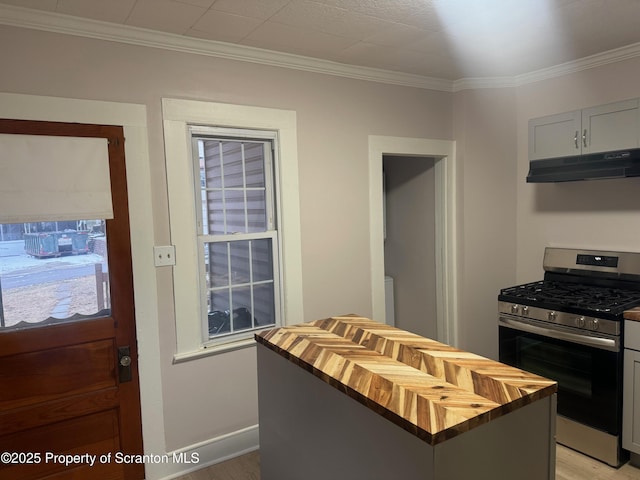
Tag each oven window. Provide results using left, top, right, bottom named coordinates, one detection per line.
left=499, top=325, right=622, bottom=435
left=518, top=338, right=592, bottom=398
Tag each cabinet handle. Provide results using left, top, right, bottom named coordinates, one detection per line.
left=574, top=130, right=579, bottom=149
left=582, top=129, right=587, bottom=148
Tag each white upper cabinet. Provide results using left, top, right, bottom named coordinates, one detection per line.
left=583, top=98, right=640, bottom=154
left=529, top=110, right=581, bottom=160
left=529, top=98, right=640, bottom=161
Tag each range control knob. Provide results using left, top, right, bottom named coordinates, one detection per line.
left=590, top=319, right=599, bottom=331
left=548, top=311, right=557, bottom=321
left=575, top=316, right=586, bottom=328
left=511, top=304, right=519, bottom=314
left=522, top=306, right=529, bottom=315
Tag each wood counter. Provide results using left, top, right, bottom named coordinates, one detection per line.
left=256, top=314, right=556, bottom=445
left=624, top=307, right=640, bottom=322
left=256, top=315, right=558, bottom=480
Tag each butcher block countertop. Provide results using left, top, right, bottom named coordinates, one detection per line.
left=255, top=315, right=557, bottom=446
left=624, top=307, right=640, bottom=321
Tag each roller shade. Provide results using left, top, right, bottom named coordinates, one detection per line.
left=0, top=134, right=113, bottom=223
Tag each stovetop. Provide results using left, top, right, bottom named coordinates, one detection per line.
left=499, top=279, right=640, bottom=320
left=499, top=248, right=640, bottom=325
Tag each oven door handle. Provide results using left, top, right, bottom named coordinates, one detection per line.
left=499, top=316, right=619, bottom=352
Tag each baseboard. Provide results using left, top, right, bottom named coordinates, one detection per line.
left=146, top=424, right=259, bottom=480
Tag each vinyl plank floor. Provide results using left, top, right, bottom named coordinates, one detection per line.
left=555, top=445, right=640, bottom=480
left=175, top=450, right=259, bottom=480
left=173, top=445, right=640, bottom=480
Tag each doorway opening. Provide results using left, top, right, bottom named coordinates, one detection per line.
left=383, top=155, right=437, bottom=339
left=368, top=136, right=457, bottom=346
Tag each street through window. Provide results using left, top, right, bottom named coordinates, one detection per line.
left=0, top=220, right=110, bottom=329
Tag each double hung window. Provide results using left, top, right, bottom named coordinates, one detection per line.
left=191, top=128, right=280, bottom=345
left=162, top=98, right=302, bottom=360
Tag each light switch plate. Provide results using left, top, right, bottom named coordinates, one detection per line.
left=154, top=245, right=176, bottom=267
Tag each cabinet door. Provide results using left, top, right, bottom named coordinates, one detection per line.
left=528, top=110, right=581, bottom=160
left=623, top=347, right=640, bottom=454
left=582, top=98, right=640, bottom=154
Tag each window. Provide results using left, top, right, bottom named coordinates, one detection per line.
left=0, top=121, right=116, bottom=331
left=162, top=98, right=303, bottom=360
left=0, top=219, right=110, bottom=329
left=192, top=130, right=280, bottom=343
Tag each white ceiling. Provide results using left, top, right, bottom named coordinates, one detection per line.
left=2, top=0, right=640, bottom=82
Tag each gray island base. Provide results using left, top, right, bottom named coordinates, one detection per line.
left=256, top=316, right=557, bottom=480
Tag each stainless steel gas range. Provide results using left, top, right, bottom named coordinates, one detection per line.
left=498, top=247, right=640, bottom=467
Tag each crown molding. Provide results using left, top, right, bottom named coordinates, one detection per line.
left=0, top=4, right=452, bottom=92
left=452, top=76, right=517, bottom=92
left=451, top=42, right=640, bottom=91
left=515, top=42, right=640, bottom=87
left=2, top=3, right=640, bottom=93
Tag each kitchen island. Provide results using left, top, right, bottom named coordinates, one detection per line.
left=255, top=315, right=557, bottom=480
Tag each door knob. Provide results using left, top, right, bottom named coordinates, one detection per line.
left=118, top=346, right=132, bottom=383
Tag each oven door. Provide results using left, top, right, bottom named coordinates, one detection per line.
left=498, top=315, right=622, bottom=435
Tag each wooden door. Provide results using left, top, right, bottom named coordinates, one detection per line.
left=0, top=120, right=144, bottom=480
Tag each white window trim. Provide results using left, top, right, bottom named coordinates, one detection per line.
left=162, top=98, right=303, bottom=361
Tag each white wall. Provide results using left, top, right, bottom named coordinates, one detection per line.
left=452, top=87, right=518, bottom=359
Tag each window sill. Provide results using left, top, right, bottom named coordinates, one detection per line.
left=172, top=336, right=257, bottom=363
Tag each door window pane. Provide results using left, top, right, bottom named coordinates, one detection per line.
left=0, top=220, right=110, bottom=329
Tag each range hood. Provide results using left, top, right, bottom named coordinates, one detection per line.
left=527, top=148, right=640, bottom=183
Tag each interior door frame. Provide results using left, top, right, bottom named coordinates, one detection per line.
left=0, top=93, right=166, bottom=476
left=368, top=136, right=458, bottom=346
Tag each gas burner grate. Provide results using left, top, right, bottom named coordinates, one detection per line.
left=500, top=280, right=640, bottom=316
